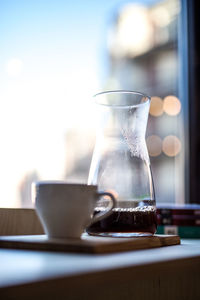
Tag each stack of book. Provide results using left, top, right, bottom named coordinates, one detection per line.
left=156, top=203, right=200, bottom=238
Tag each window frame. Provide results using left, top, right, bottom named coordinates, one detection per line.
left=179, top=0, right=200, bottom=203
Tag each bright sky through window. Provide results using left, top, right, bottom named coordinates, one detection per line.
left=0, top=0, right=123, bottom=207
left=0, top=0, right=162, bottom=207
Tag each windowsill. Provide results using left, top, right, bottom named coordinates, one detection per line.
left=0, top=239, right=200, bottom=299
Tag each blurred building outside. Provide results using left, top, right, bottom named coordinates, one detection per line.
left=62, top=0, right=183, bottom=205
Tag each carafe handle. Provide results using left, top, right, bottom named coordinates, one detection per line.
left=90, top=191, right=116, bottom=225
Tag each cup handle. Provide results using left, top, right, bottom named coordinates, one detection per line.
left=90, top=191, right=116, bottom=225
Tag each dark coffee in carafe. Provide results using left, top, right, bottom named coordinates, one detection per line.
left=86, top=202, right=157, bottom=237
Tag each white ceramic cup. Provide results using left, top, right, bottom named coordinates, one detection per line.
left=33, top=181, right=116, bottom=239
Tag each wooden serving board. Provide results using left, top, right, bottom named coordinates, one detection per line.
left=0, top=234, right=180, bottom=254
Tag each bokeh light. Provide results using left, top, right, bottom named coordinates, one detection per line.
left=150, top=6, right=170, bottom=27
left=146, top=135, right=162, bottom=157
left=115, top=4, right=154, bottom=57
left=163, top=95, right=181, bottom=116
left=162, top=135, right=181, bottom=157
left=149, top=96, right=163, bottom=117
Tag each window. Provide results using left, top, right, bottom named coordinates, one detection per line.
left=180, top=0, right=200, bottom=204
left=0, top=0, right=196, bottom=207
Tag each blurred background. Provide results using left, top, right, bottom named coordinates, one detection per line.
left=0, top=0, right=183, bottom=207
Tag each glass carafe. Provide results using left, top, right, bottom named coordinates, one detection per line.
left=86, top=90, right=157, bottom=237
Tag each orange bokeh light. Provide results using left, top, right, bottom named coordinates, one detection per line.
left=149, top=96, right=163, bottom=117
left=146, top=135, right=162, bottom=157
left=163, top=95, right=181, bottom=116
left=162, top=135, right=181, bottom=157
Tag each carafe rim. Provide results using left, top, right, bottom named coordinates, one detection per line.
left=93, top=90, right=151, bottom=108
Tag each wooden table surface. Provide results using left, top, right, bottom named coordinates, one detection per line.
left=0, top=239, right=200, bottom=300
